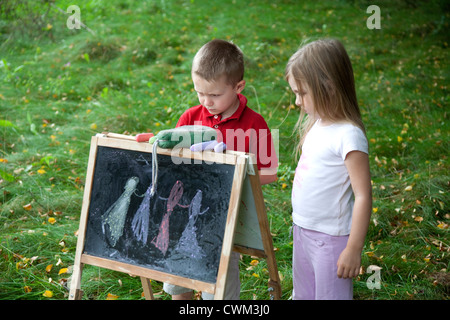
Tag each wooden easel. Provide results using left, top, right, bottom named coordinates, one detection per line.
left=69, top=133, right=281, bottom=300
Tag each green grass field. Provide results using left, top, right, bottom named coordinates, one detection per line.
left=0, top=0, right=448, bottom=300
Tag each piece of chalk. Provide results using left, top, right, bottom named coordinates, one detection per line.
left=190, top=140, right=218, bottom=152
left=204, top=140, right=218, bottom=151
left=213, top=142, right=226, bottom=153
left=136, top=133, right=154, bottom=142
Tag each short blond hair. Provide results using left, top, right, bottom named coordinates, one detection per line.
left=192, top=39, right=244, bottom=86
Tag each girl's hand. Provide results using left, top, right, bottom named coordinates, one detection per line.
left=336, top=247, right=361, bottom=279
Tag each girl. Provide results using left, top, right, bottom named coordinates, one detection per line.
left=286, top=39, right=372, bottom=300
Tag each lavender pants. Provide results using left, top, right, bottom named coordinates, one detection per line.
left=292, top=225, right=353, bottom=300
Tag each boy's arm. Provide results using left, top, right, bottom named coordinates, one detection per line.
left=259, top=168, right=278, bottom=185
left=256, top=125, right=278, bottom=185
left=337, top=150, right=372, bottom=279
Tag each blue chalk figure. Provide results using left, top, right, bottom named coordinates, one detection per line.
left=175, top=189, right=209, bottom=259
left=131, top=183, right=154, bottom=244
left=102, top=176, right=139, bottom=247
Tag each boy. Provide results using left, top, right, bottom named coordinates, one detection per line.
left=163, top=39, right=278, bottom=300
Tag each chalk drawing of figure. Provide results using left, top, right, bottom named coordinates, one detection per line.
left=131, top=183, right=153, bottom=244
left=152, top=180, right=184, bottom=255
left=176, top=189, right=209, bottom=259
left=102, top=176, right=139, bottom=247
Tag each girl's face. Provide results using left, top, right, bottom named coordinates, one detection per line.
left=288, top=76, right=315, bottom=118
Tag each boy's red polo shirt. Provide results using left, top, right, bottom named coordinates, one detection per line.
left=176, top=94, right=278, bottom=171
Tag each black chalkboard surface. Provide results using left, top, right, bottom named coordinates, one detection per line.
left=83, top=146, right=235, bottom=283
left=69, top=133, right=281, bottom=300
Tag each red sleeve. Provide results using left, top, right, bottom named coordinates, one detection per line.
left=249, top=115, right=278, bottom=171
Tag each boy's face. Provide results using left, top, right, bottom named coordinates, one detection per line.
left=192, top=73, right=245, bottom=119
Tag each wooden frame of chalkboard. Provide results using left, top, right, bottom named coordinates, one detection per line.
left=69, top=133, right=281, bottom=300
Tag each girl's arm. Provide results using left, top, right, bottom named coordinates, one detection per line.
left=337, top=150, right=372, bottom=279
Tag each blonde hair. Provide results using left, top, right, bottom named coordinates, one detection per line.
left=286, top=38, right=366, bottom=158
left=192, top=39, right=244, bottom=86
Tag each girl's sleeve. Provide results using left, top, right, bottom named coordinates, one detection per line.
left=341, top=126, right=369, bottom=161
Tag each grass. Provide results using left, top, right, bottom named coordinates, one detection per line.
left=0, top=0, right=448, bottom=300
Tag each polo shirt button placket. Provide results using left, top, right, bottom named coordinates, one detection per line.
left=213, top=115, right=220, bottom=129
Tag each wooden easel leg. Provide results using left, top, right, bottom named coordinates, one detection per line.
left=264, top=240, right=282, bottom=300
left=69, top=263, right=84, bottom=300
left=248, top=166, right=282, bottom=300
left=268, top=279, right=282, bottom=300
left=140, top=277, right=154, bottom=300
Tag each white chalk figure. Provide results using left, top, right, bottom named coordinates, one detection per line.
left=175, top=189, right=209, bottom=259
left=131, top=183, right=153, bottom=244
left=102, top=176, right=139, bottom=247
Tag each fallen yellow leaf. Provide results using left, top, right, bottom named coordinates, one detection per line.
left=24, top=286, right=32, bottom=293
left=437, top=222, right=448, bottom=229
left=58, top=267, right=68, bottom=275
left=48, top=217, right=56, bottom=224
left=45, top=264, right=53, bottom=273
left=23, top=204, right=32, bottom=211
left=106, top=293, right=119, bottom=300
left=43, top=290, right=53, bottom=298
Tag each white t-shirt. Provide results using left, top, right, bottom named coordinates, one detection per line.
left=292, top=120, right=368, bottom=236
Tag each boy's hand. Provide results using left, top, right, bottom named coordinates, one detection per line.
left=259, top=168, right=278, bottom=185
left=150, top=125, right=217, bottom=149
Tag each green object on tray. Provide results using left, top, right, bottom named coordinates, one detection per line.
left=149, top=125, right=217, bottom=149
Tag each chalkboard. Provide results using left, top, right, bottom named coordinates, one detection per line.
left=83, top=146, right=235, bottom=284
left=69, top=133, right=281, bottom=300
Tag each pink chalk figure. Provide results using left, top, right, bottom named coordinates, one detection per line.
left=152, top=180, right=184, bottom=255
